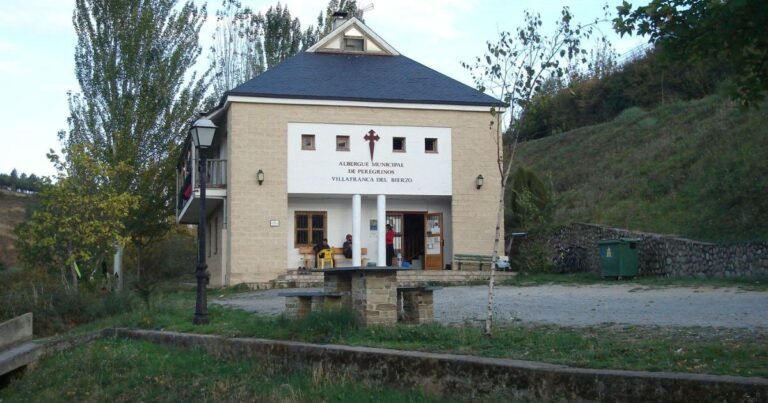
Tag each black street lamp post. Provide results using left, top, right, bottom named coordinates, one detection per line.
left=190, top=117, right=217, bottom=325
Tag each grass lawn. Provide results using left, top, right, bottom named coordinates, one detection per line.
left=58, top=276, right=768, bottom=378
left=0, top=338, right=451, bottom=402
left=2, top=275, right=765, bottom=401
left=516, top=96, right=768, bottom=242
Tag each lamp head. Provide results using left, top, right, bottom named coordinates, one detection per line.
left=190, top=117, right=217, bottom=149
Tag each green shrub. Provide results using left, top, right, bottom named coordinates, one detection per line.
left=228, top=283, right=252, bottom=293
left=0, top=269, right=135, bottom=336
left=505, top=167, right=554, bottom=232
left=101, top=291, right=135, bottom=316
left=511, top=240, right=552, bottom=274
left=613, top=106, right=647, bottom=123
left=123, top=232, right=196, bottom=283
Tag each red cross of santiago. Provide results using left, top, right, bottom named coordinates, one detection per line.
left=364, top=129, right=380, bottom=161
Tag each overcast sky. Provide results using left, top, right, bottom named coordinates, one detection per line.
left=0, top=0, right=646, bottom=178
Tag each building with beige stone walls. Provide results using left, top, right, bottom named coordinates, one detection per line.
left=176, top=16, right=504, bottom=287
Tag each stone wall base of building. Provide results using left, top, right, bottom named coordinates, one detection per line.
left=240, top=270, right=518, bottom=290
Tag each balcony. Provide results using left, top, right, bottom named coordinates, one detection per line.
left=177, top=158, right=227, bottom=224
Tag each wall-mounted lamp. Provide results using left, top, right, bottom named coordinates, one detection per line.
left=257, top=169, right=265, bottom=185
left=475, top=174, right=484, bottom=189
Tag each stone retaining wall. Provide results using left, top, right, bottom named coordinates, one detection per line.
left=108, top=328, right=768, bottom=402
left=540, top=223, right=768, bottom=278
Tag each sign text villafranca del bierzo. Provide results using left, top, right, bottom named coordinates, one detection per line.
left=334, top=160, right=410, bottom=183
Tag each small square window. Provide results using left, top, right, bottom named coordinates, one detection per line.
left=393, top=137, right=406, bottom=152
left=301, top=134, right=315, bottom=150
left=295, top=211, right=327, bottom=247
left=425, top=138, right=438, bottom=153
left=344, top=37, right=364, bottom=51
left=336, top=135, right=350, bottom=151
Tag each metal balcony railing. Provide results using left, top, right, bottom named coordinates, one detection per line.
left=195, top=159, right=227, bottom=187
left=176, top=158, right=227, bottom=216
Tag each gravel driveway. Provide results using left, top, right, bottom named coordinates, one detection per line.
left=212, top=284, right=768, bottom=328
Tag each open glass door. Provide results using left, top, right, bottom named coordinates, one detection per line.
left=386, top=214, right=403, bottom=266
left=424, top=212, right=443, bottom=270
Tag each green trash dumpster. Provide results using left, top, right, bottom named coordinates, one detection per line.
left=598, top=238, right=640, bottom=278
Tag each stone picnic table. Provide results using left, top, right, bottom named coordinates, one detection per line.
left=280, top=267, right=435, bottom=325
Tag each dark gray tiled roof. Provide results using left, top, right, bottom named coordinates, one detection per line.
left=226, top=52, right=504, bottom=107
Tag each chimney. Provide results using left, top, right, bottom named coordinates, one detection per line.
left=331, top=11, right=349, bottom=30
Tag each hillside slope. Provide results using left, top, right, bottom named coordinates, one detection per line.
left=0, top=189, right=32, bottom=268
left=515, top=96, right=768, bottom=242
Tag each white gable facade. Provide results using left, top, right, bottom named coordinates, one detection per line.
left=176, top=18, right=504, bottom=287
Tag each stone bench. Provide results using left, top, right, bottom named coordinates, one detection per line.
left=453, top=254, right=494, bottom=271
left=278, top=291, right=346, bottom=319
left=397, top=286, right=440, bottom=324
left=330, top=247, right=369, bottom=267
left=0, top=312, right=42, bottom=377
left=281, top=287, right=438, bottom=325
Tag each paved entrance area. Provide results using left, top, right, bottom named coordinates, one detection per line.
left=213, top=284, right=768, bottom=328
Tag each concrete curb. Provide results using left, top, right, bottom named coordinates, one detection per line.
left=107, top=328, right=768, bottom=402
left=0, top=313, right=33, bottom=349
left=0, top=313, right=40, bottom=377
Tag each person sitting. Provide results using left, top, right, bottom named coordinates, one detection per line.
left=342, top=234, right=353, bottom=259
left=313, top=238, right=331, bottom=268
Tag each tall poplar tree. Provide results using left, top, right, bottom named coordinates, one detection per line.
left=210, top=0, right=364, bottom=97
left=209, top=0, right=265, bottom=97
left=67, top=0, right=209, bottom=284
left=262, top=3, right=302, bottom=69
left=209, top=1, right=303, bottom=95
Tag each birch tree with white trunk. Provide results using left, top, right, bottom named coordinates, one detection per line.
left=463, top=7, right=605, bottom=336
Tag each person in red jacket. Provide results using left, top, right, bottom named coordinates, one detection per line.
left=385, top=224, right=395, bottom=266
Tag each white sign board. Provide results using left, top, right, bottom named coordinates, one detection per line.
left=287, top=123, right=452, bottom=195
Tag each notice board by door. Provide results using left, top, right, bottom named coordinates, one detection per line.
left=424, top=212, right=443, bottom=270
